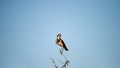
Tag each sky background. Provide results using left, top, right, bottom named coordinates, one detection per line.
left=0, top=0, right=120, bottom=68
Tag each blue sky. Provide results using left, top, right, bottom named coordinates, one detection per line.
left=0, top=0, right=120, bottom=68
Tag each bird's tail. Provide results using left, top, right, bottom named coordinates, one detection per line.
left=64, top=45, right=68, bottom=51
left=61, top=40, right=68, bottom=51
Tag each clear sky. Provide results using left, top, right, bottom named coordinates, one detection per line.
left=0, top=0, right=120, bottom=68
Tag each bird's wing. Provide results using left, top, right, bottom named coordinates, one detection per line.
left=61, top=40, right=68, bottom=51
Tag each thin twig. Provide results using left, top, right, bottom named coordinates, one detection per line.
left=62, top=59, right=70, bottom=68
left=51, top=58, right=58, bottom=68
left=51, top=48, right=70, bottom=68
left=59, top=48, right=64, bottom=55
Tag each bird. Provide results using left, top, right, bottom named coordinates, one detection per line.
left=55, top=33, right=68, bottom=51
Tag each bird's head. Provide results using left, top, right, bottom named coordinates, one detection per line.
left=57, top=33, right=61, bottom=39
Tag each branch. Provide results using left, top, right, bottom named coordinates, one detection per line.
left=59, top=48, right=70, bottom=68
left=51, top=48, right=70, bottom=68
left=62, top=59, right=70, bottom=68
left=59, top=48, right=64, bottom=55
left=51, top=58, right=58, bottom=68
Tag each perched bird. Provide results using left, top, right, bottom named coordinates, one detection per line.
left=55, top=34, right=68, bottom=51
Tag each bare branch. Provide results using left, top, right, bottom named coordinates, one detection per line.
left=61, top=49, right=70, bottom=68
left=59, top=48, right=64, bottom=55
left=51, top=48, right=70, bottom=68
left=62, top=59, right=70, bottom=68
left=51, top=58, right=58, bottom=68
